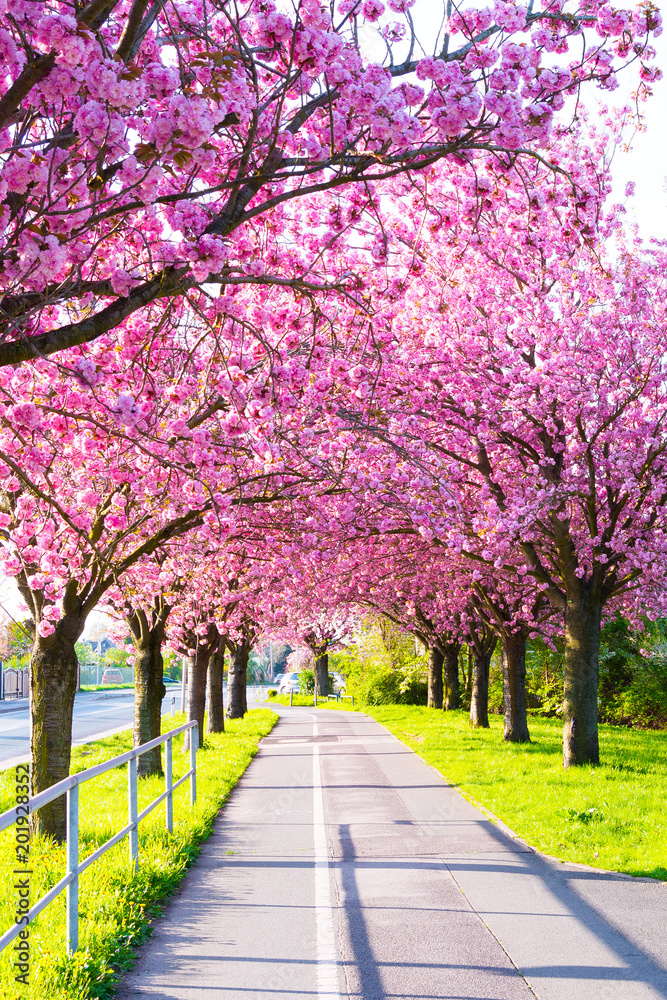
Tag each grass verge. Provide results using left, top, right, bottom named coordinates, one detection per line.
left=266, top=694, right=355, bottom=708
left=0, top=709, right=277, bottom=1000
left=79, top=684, right=135, bottom=692
left=361, top=706, right=667, bottom=880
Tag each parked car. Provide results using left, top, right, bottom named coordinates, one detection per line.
left=278, top=671, right=301, bottom=694
left=101, top=668, right=124, bottom=685
left=273, top=673, right=285, bottom=686
left=162, top=676, right=175, bottom=685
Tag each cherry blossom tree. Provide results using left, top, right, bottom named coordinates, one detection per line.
left=364, top=186, right=667, bottom=764
left=0, top=0, right=659, bottom=365
left=0, top=315, right=323, bottom=836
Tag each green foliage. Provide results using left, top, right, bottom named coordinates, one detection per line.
left=487, top=650, right=504, bottom=714
left=162, top=649, right=181, bottom=680
left=521, top=618, right=667, bottom=728
left=329, top=617, right=427, bottom=706
left=525, top=637, right=565, bottom=715
left=103, top=648, right=130, bottom=668
left=365, top=705, right=667, bottom=880
left=75, top=642, right=96, bottom=668
left=4, top=620, right=33, bottom=659
left=0, top=709, right=277, bottom=1000
left=266, top=688, right=278, bottom=699
left=2, top=653, right=29, bottom=672
left=300, top=669, right=315, bottom=695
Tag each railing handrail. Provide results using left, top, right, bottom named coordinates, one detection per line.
left=0, top=719, right=194, bottom=833
left=0, top=719, right=198, bottom=956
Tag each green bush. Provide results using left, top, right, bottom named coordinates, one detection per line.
left=300, top=669, right=315, bottom=695
left=330, top=619, right=428, bottom=706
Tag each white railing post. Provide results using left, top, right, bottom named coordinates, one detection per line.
left=128, top=756, right=138, bottom=871
left=165, top=736, right=173, bottom=834
left=66, top=782, right=79, bottom=954
left=190, top=723, right=197, bottom=807
left=0, top=719, right=202, bottom=960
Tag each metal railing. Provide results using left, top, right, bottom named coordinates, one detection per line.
left=0, top=720, right=198, bottom=956
left=317, top=692, right=354, bottom=706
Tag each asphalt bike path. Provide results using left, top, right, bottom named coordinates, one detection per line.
left=117, top=706, right=667, bottom=1000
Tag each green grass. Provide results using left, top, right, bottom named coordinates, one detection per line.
left=266, top=694, right=355, bottom=708
left=360, top=707, right=666, bottom=880
left=0, top=709, right=277, bottom=1000
left=79, top=684, right=135, bottom=692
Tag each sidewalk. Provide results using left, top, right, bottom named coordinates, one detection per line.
left=117, top=706, right=667, bottom=1000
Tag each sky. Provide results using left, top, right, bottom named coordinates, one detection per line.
left=0, top=9, right=665, bottom=641
left=604, top=31, right=667, bottom=241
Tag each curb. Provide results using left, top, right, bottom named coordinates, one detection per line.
left=0, top=700, right=28, bottom=714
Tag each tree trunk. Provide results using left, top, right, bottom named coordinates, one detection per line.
left=470, top=644, right=494, bottom=728
left=465, top=645, right=473, bottom=698
left=314, top=653, right=329, bottom=698
left=187, top=641, right=209, bottom=747
left=427, top=646, right=444, bottom=708
left=227, top=640, right=249, bottom=719
left=502, top=631, right=530, bottom=743
left=30, top=615, right=85, bottom=842
left=206, top=640, right=225, bottom=734
left=563, top=588, right=602, bottom=766
left=128, top=604, right=169, bottom=778
left=443, top=642, right=460, bottom=710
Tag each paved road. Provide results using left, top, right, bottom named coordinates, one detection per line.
left=116, top=706, right=667, bottom=1000
left=0, top=686, right=183, bottom=767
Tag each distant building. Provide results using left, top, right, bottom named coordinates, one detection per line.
left=83, top=638, right=116, bottom=655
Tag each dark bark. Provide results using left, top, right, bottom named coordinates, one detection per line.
left=470, top=651, right=490, bottom=728
left=469, top=627, right=496, bottom=729
left=187, top=640, right=210, bottom=748
left=427, top=647, right=444, bottom=708
left=443, top=642, right=461, bottom=710
left=465, top=646, right=473, bottom=698
left=227, top=638, right=250, bottom=719
left=563, top=587, right=602, bottom=766
left=126, top=599, right=169, bottom=778
left=206, top=639, right=225, bottom=734
left=30, top=615, right=84, bottom=841
left=501, top=631, right=530, bottom=743
left=314, top=653, right=329, bottom=697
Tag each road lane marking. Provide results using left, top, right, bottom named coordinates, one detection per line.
left=0, top=703, right=175, bottom=769
left=312, top=722, right=342, bottom=1000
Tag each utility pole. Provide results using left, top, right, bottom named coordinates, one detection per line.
left=269, top=641, right=274, bottom=681
left=180, top=657, right=187, bottom=714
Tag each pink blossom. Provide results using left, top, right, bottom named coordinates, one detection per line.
left=361, top=0, right=384, bottom=20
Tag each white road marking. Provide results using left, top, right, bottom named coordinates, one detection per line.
left=312, top=721, right=342, bottom=1000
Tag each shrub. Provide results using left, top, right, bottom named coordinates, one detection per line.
left=300, top=669, right=315, bottom=695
